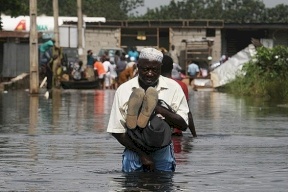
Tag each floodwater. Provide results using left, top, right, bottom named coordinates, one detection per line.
left=0, top=88, right=287, bottom=192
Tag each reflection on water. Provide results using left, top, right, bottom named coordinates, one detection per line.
left=192, top=91, right=288, bottom=137
left=0, top=89, right=288, bottom=191
left=110, top=172, right=175, bottom=192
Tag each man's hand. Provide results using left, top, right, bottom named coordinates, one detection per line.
left=140, top=154, right=155, bottom=172
left=112, top=133, right=155, bottom=171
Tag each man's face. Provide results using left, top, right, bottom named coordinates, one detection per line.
left=138, top=59, right=162, bottom=86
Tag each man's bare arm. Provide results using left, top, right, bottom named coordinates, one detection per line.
left=154, top=105, right=187, bottom=131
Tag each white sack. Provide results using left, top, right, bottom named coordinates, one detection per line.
left=210, top=44, right=257, bottom=88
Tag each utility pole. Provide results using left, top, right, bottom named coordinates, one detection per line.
left=53, top=0, right=59, bottom=47
left=29, top=0, right=39, bottom=94
left=77, top=0, right=84, bottom=61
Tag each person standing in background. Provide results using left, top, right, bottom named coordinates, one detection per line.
left=102, top=56, right=112, bottom=89
left=109, top=61, right=118, bottom=89
left=114, top=50, right=121, bottom=65
left=116, top=55, right=127, bottom=85
left=169, top=45, right=179, bottom=65
left=161, top=55, right=197, bottom=137
left=45, top=44, right=62, bottom=90
left=86, top=50, right=94, bottom=67
left=171, top=62, right=183, bottom=80
left=117, top=63, right=137, bottom=86
left=187, top=62, right=200, bottom=85
left=85, top=50, right=96, bottom=80
left=94, top=58, right=106, bottom=89
left=39, top=39, right=55, bottom=65
left=127, top=46, right=139, bottom=61
left=116, top=55, right=127, bottom=75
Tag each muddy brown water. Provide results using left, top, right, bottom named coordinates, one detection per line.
left=0, top=89, right=287, bottom=191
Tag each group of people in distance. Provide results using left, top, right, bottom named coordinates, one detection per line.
left=39, top=39, right=206, bottom=93
left=70, top=45, right=206, bottom=91
left=107, top=47, right=197, bottom=173
left=84, top=47, right=139, bottom=90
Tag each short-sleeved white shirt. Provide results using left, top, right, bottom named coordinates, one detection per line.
left=107, top=76, right=189, bottom=133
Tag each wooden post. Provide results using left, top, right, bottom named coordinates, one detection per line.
left=53, top=0, right=59, bottom=47
left=29, top=0, right=39, bottom=94
left=29, top=95, right=39, bottom=135
left=51, top=0, right=60, bottom=89
left=77, top=0, right=84, bottom=61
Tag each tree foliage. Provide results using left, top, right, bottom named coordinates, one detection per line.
left=0, top=0, right=29, bottom=16
left=266, top=4, right=288, bottom=23
left=1, top=0, right=288, bottom=28
left=0, top=0, right=144, bottom=21
left=140, top=0, right=288, bottom=23
left=0, top=0, right=144, bottom=29
left=36, top=0, right=144, bottom=19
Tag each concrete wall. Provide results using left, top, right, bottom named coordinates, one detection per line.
left=84, top=27, right=287, bottom=67
left=170, top=28, right=221, bottom=68
left=85, top=28, right=121, bottom=58
left=84, top=27, right=222, bottom=68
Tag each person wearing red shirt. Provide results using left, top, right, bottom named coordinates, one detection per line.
left=161, top=55, right=197, bottom=137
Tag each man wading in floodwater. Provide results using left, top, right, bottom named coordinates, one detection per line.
left=107, top=47, right=189, bottom=172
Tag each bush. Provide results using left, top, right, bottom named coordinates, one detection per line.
left=223, top=45, right=288, bottom=101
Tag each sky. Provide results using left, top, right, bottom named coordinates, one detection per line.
left=134, top=0, right=288, bottom=15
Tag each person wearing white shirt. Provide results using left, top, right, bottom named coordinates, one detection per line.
left=102, top=58, right=112, bottom=89
left=107, top=47, right=189, bottom=172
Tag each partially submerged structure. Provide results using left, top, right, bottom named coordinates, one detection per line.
left=210, top=44, right=257, bottom=88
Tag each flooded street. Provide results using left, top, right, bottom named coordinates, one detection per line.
left=0, top=89, right=287, bottom=191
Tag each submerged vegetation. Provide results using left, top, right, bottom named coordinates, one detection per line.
left=223, top=45, right=288, bottom=101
